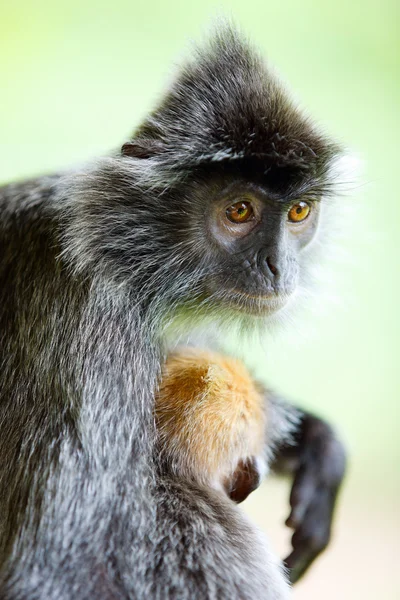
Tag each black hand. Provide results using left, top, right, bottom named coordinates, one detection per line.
left=277, top=415, right=347, bottom=583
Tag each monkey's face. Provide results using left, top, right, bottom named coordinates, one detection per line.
left=184, top=173, right=321, bottom=318
left=117, top=26, right=341, bottom=321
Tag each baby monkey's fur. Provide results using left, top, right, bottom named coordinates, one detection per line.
left=156, top=349, right=266, bottom=503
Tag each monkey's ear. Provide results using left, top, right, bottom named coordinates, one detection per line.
left=121, top=138, right=165, bottom=159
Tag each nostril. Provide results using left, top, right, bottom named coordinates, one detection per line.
left=266, top=256, right=278, bottom=276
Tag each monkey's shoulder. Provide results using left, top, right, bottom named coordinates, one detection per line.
left=0, top=174, right=62, bottom=225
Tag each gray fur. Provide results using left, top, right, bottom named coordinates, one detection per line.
left=0, top=25, right=343, bottom=599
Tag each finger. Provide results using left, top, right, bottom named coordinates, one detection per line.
left=293, top=486, right=335, bottom=542
left=285, top=527, right=325, bottom=584
left=284, top=545, right=318, bottom=584
left=286, top=469, right=318, bottom=528
left=285, top=495, right=333, bottom=583
left=291, top=504, right=331, bottom=553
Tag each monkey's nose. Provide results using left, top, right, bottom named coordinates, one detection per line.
left=258, top=248, right=280, bottom=280
left=265, top=256, right=278, bottom=277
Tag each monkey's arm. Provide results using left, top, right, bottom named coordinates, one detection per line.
left=267, top=395, right=347, bottom=584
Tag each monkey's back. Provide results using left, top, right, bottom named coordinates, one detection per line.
left=0, top=175, right=86, bottom=563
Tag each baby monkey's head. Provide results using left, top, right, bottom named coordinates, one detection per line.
left=155, top=348, right=267, bottom=503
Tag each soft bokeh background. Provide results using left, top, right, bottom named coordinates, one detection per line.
left=1, top=0, right=399, bottom=597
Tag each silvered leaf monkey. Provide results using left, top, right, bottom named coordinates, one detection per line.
left=0, top=25, right=346, bottom=599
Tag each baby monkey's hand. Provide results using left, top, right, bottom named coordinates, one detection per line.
left=224, top=456, right=262, bottom=504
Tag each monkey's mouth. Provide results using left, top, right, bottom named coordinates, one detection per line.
left=223, top=289, right=290, bottom=317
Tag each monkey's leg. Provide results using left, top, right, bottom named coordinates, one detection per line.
left=266, top=395, right=347, bottom=584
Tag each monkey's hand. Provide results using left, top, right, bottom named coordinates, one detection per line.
left=272, top=412, right=347, bottom=584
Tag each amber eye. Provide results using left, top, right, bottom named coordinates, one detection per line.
left=288, top=201, right=311, bottom=223
left=226, top=201, right=254, bottom=224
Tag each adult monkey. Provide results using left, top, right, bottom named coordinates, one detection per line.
left=0, top=26, right=346, bottom=599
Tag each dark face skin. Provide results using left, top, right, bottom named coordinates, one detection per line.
left=191, top=177, right=321, bottom=317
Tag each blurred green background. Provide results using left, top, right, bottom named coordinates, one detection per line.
left=1, top=0, right=398, bottom=597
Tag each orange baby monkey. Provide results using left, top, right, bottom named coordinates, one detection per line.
left=155, top=348, right=267, bottom=503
